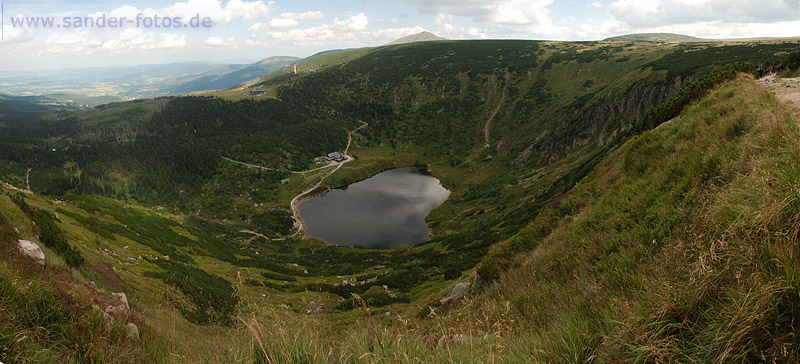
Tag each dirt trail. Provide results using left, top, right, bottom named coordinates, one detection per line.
left=206, top=122, right=367, bottom=242
left=25, top=168, right=31, bottom=191
left=221, top=156, right=335, bottom=174
left=484, top=71, right=510, bottom=148
left=756, top=76, right=800, bottom=106
left=286, top=121, right=367, bottom=238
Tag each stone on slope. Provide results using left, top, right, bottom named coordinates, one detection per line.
left=440, top=282, right=471, bottom=305
left=17, top=240, right=45, bottom=266
left=125, top=322, right=140, bottom=340
left=105, top=292, right=131, bottom=315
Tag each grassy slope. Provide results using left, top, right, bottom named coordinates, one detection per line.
left=0, top=200, right=165, bottom=363
left=459, top=74, right=798, bottom=361
left=235, top=75, right=800, bottom=362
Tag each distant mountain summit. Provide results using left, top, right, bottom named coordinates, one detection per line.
left=604, top=33, right=707, bottom=42
left=388, top=31, right=446, bottom=45
left=255, top=56, right=301, bottom=66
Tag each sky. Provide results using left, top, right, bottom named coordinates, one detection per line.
left=0, top=0, right=799, bottom=70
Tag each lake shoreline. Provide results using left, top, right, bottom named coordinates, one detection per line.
left=297, top=165, right=450, bottom=248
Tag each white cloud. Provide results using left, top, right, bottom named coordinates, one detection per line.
left=332, top=13, right=369, bottom=31
left=45, top=33, right=88, bottom=45
left=249, top=10, right=326, bottom=31
left=157, top=33, right=188, bottom=48
left=394, top=0, right=554, bottom=24
left=221, top=0, right=273, bottom=22
left=367, top=26, right=427, bottom=40
left=1, top=19, right=38, bottom=44
left=608, top=0, right=798, bottom=28
left=265, top=12, right=413, bottom=47
left=92, top=0, right=273, bottom=26
left=280, top=11, right=325, bottom=21
left=269, top=18, right=299, bottom=28
left=434, top=13, right=489, bottom=39
left=268, top=25, right=347, bottom=46
left=247, top=23, right=270, bottom=32
left=435, top=14, right=451, bottom=26
left=492, top=0, right=553, bottom=25
left=98, top=30, right=190, bottom=50
left=205, top=36, right=224, bottom=45
left=248, top=22, right=269, bottom=31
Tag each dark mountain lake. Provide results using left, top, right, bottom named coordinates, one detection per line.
left=297, top=165, right=450, bottom=248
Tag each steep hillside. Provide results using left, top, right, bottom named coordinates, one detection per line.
left=1, top=40, right=799, bottom=362
left=0, top=193, right=164, bottom=362
left=235, top=74, right=800, bottom=363
left=467, top=74, right=800, bottom=362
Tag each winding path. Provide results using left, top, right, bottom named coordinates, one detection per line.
left=221, top=156, right=337, bottom=175
left=286, top=121, right=367, bottom=238
left=209, top=122, right=367, bottom=242
left=25, top=168, right=31, bottom=192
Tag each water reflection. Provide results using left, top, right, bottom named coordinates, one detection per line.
left=297, top=165, right=450, bottom=248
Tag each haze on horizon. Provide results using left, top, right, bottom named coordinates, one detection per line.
left=1, top=0, right=799, bottom=71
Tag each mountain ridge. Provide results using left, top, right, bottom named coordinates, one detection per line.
left=604, top=33, right=707, bottom=42
left=387, top=31, right=446, bottom=45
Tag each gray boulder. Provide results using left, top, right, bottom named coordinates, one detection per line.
left=440, top=282, right=471, bottom=305
left=105, top=292, right=130, bottom=315
left=17, top=240, right=45, bottom=266
left=125, top=323, right=140, bottom=340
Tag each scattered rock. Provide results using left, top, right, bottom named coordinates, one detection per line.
left=305, top=306, right=325, bottom=314
left=16, top=240, right=45, bottom=266
left=440, top=282, right=471, bottom=305
left=125, top=323, right=140, bottom=340
left=105, top=292, right=130, bottom=315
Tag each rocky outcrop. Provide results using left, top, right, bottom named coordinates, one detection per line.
left=17, top=240, right=45, bottom=266
left=529, top=75, right=691, bottom=165
left=440, top=282, right=471, bottom=305
left=105, top=292, right=130, bottom=316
